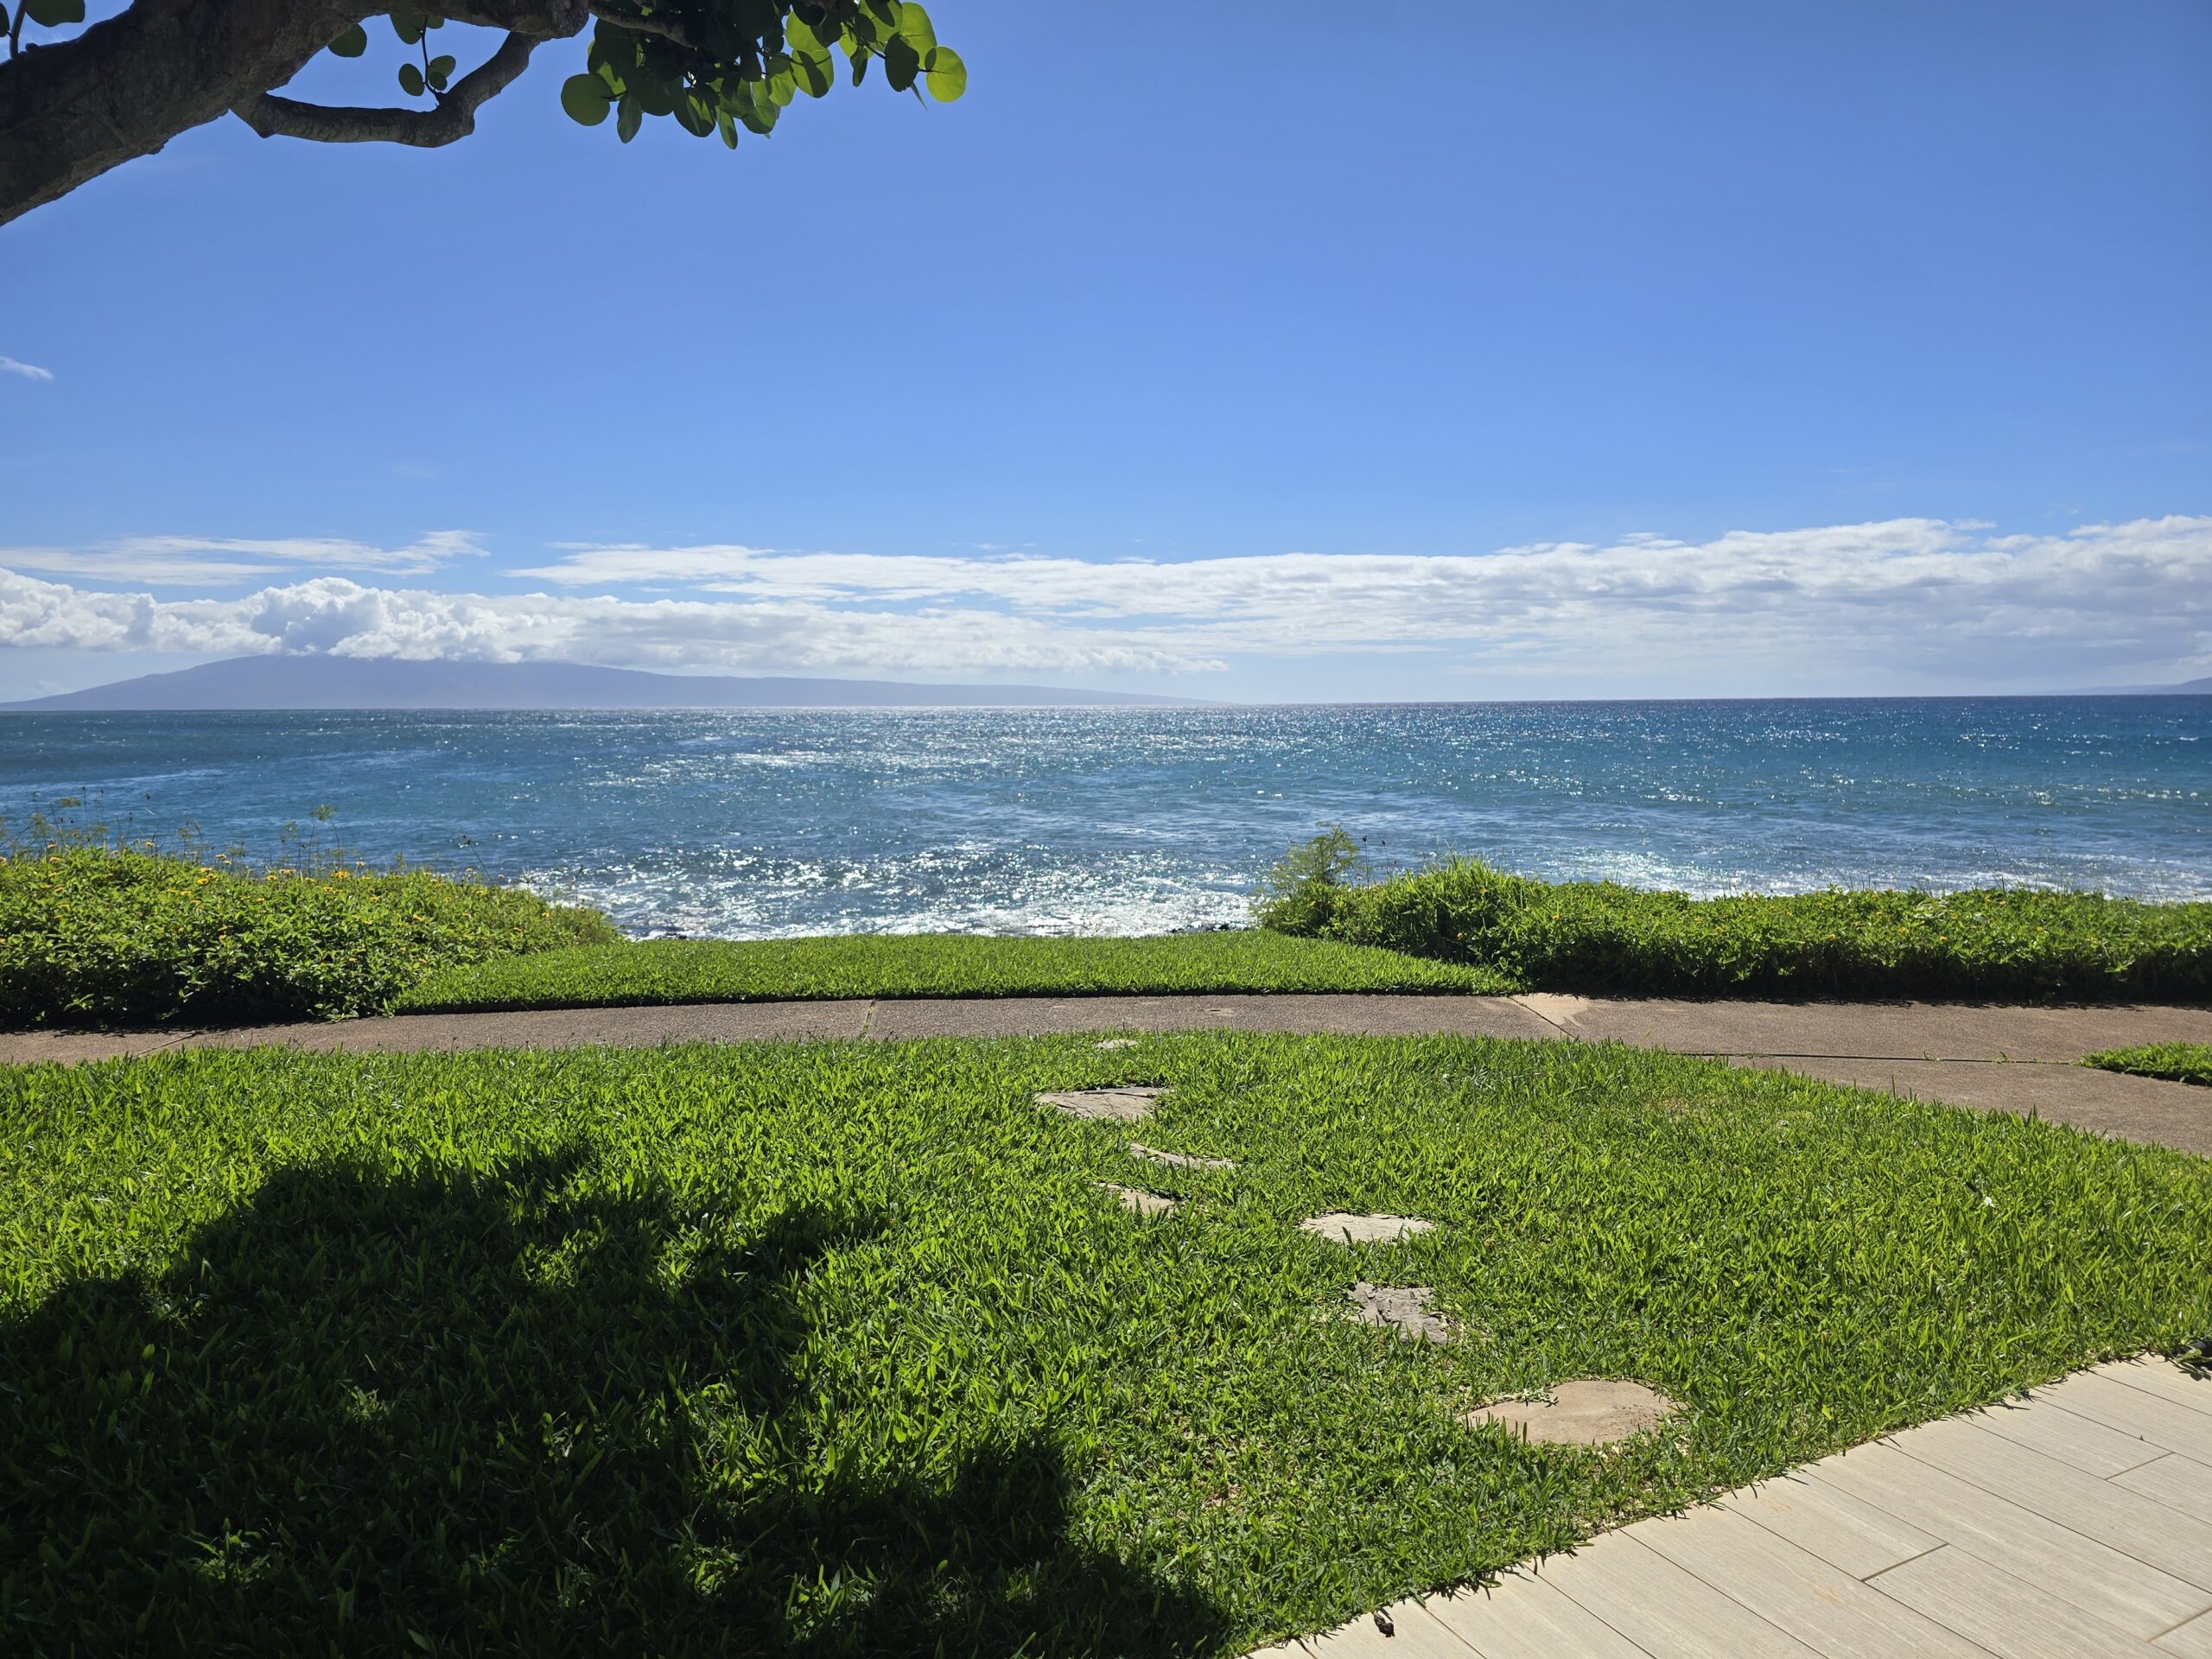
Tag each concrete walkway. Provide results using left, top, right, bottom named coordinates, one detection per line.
left=4, top=992, right=2209, bottom=1152
left=1264, top=1355, right=2212, bottom=1659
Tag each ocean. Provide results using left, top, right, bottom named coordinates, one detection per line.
left=1, top=699, right=2205, bottom=937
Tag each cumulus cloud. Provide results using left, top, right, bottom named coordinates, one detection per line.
left=0, top=531, right=486, bottom=586
left=3, top=516, right=2208, bottom=687
left=0, top=355, right=53, bottom=382
left=0, top=569, right=1207, bottom=674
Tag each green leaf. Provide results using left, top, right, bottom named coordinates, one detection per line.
left=716, top=109, right=739, bottom=149
left=391, top=11, right=424, bottom=44
left=791, top=47, right=832, bottom=98
left=22, top=0, right=86, bottom=25
left=881, top=34, right=919, bottom=92
left=893, top=1, right=935, bottom=54
left=325, top=22, right=368, bottom=56
left=615, top=91, right=642, bottom=143
left=727, top=79, right=775, bottom=135
left=560, top=73, right=612, bottom=125
left=397, top=61, right=425, bottom=97
left=427, top=54, right=455, bottom=92
left=588, top=25, right=635, bottom=74
left=766, top=70, right=795, bottom=107
left=849, top=47, right=868, bottom=88
left=922, top=44, right=964, bottom=102
left=673, top=92, right=714, bottom=137
left=782, top=11, right=823, bottom=56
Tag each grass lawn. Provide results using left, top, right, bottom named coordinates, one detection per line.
left=2083, top=1042, right=2212, bottom=1087
left=4, top=1032, right=2205, bottom=1656
left=396, top=931, right=1513, bottom=1013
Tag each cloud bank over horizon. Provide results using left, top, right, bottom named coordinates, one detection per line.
left=0, top=531, right=486, bottom=586
left=2, top=515, right=2207, bottom=693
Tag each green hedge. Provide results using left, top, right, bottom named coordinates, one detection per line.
left=2082, top=1043, right=2212, bottom=1086
left=0, top=849, right=618, bottom=1028
left=1255, top=833, right=2212, bottom=1001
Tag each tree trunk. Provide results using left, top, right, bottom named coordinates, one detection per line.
left=0, top=0, right=364, bottom=226
left=0, top=0, right=586, bottom=226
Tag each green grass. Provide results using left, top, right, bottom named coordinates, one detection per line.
left=397, top=931, right=1514, bottom=1013
left=2083, top=1042, right=2212, bottom=1087
left=1256, top=832, right=2212, bottom=1002
left=0, top=847, right=619, bottom=1029
left=3, top=1032, right=2204, bottom=1655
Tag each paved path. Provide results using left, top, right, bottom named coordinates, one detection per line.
left=4, top=992, right=2209, bottom=1152
left=1262, top=1356, right=2212, bottom=1659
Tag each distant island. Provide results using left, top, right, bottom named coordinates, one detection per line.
left=0, top=656, right=1198, bottom=712
left=2078, top=675, right=2212, bottom=696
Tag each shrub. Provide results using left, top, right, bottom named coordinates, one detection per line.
left=1255, top=838, right=2212, bottom=1002
left=2082, top=1043, right=2212, bottom=1086
left=0, top=848, right=618, bottom=1028
left=1250, top=824, right=1370, bottom=936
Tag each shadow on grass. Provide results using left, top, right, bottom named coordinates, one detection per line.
left=0, top=1151, right=1224, bottom=1656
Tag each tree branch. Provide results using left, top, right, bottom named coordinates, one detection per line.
left=582, top=1, right=699, bottom=50
left=438, top=0, right=591, bottom=38
left=0, top=0, right=588, bottom=224
left=231, top=29, right=538, bottom=147
left=1, top=0, right=353, bottom=224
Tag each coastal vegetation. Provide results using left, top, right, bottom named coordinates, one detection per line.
left=11, top=826, right=2210, bottom=1032
left=2083, top=1043, right=2212, bottom=1087
left=0, top=844, right=614, bottom=1028
left=2, top=1031, right=2204, bottom=1653
left=397, top=931, right=1509, bottom=1014
left=1255, top=828, right=2212, bottom=1003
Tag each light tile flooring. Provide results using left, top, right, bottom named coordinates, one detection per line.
left=1256, top=1358, right=2212, bottom=1659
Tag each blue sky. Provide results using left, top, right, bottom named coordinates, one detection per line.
left=3, top=0, right=2208, bottom=701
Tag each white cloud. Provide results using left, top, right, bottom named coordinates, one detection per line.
left=0, top=569, right=1207, bottom=674
left=2, top=516, right=2208, bottom=688
left=0, top=356, right=54, bottom=383
left=0, top=530, right=486, bottom=585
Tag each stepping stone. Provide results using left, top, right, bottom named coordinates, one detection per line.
left=1462, top=1379, right=1681, bottom=1445
left=1348, top=1281, right=1452, bottom=1344
left=1300, top=1211, right=1435, bottom=1245
left=1035, top=1086, right=1162, bottom=1122
left=1094, top=1038, right=1138, bottom=1051
left=1128, top=1142, right=1236, bottom=1172
left=1098, top=1183, right=1177, bottom=1217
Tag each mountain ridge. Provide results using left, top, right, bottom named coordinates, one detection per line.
left=2073, top=675, right=2212, bottom=695
left=0, top=656, right=1199, bottom=711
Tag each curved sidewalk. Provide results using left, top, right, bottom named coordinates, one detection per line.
left=1267, top=1353, right=2212, bottom=1659
left=4, top=991, right=2209, bottom=1154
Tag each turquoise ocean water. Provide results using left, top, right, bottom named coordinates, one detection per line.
left=1, top=699, right=2204, bottom=938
